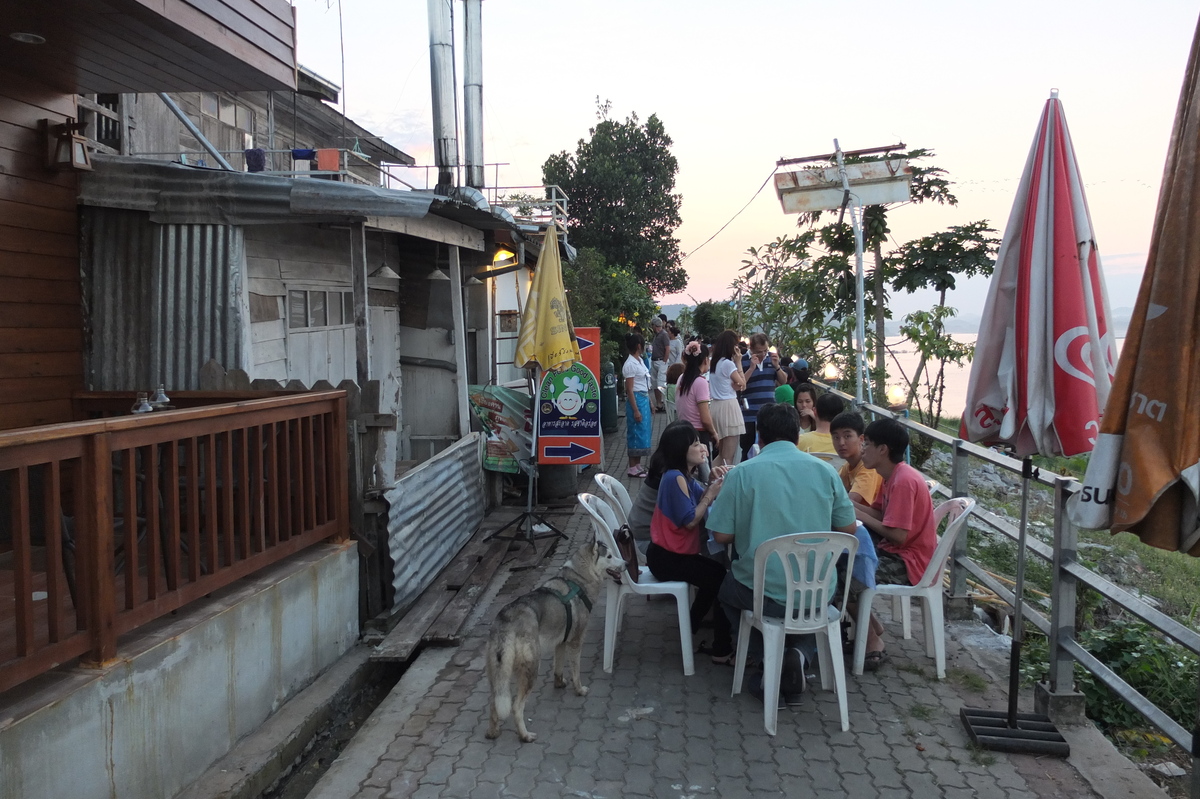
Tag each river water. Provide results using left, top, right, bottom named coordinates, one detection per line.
left=863, top=334, right=1123, bottom=420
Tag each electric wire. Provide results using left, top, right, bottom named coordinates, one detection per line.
left=680, top=168, right=777, bottom=264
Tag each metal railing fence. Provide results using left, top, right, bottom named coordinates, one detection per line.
left=820, top=384, right=1200, bottom=774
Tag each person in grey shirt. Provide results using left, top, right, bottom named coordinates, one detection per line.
left=667, top=322, right=683, bottom=367
left=649, top=317, right=670, bottom=412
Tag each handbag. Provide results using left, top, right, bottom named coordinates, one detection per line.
left=613, top=524, right=640, bottom=584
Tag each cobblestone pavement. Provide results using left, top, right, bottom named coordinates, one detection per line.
left=307, top=408, right=1127, bottom=799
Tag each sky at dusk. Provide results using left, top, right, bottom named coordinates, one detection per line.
left=292, top=0, right=1198, bottom=325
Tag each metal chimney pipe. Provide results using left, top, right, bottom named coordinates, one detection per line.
left=463, top=0, right=484, bottom=189
left=427, top=0, right=458, bottom=193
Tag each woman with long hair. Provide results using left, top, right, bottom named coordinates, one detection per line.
left=623, top=332, right=654, bottom=477
left=794, top=382, right=820, bottom=435
left=647, top=423, right=734, bottom=664
left=707, top=330, right=747, bottom=467
left=674, top=340, right=719, bottom=461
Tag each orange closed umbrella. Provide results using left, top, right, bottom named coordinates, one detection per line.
left=1070, top=19, right=1200, bottom=552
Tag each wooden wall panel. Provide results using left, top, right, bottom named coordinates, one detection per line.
left=0, top=74, right=81, bottom=432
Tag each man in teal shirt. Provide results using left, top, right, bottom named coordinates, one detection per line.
left=709, top=403, right=858, bottom=706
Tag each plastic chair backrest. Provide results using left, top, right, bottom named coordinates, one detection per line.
left=752, top=532, right=859, bottom=629
left=594, top=473, right=633, bottom=525
left=578, top=492, right=621, bottom=554
left=912, top=498, right=976, bottom=590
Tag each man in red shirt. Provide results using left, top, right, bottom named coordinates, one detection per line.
left=850, top=418, right=936, bottom=670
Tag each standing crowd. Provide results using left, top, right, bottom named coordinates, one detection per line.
left=621, top=320, right=940, bottom=707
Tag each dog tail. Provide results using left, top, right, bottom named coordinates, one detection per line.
left=486, top=638, right=514, bottom=720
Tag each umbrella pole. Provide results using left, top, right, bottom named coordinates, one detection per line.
left=486, top=367, right=567, bottom=559
left=1007, top=456, right=1033, bottom=728
left=961, top=455, right=1069, bottom=755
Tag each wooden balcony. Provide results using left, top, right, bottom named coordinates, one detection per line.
left=0, top=391, right=348, bottom=694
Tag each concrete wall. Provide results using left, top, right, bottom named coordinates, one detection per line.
left=0, top=543, right=357, bottom=799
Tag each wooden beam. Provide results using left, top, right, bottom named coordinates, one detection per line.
left=350, top=221, right=370, bottom=387
left=447, top=246, right=471, bottom=437
left=366, top=215, right=485, bottom=252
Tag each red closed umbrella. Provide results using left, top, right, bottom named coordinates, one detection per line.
left=960, top=91, right=1114, bottom=754
left=962, top=91, right=1117, bottom=457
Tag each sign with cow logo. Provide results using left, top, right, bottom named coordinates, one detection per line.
left=537, top=359, right=601, bottom=465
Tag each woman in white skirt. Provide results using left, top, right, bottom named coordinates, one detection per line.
left=707, top=330, right=746, bottom=468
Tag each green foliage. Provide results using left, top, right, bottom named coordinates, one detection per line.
left=561, top=247, right=657, bottom=365
left=543, top=99, right=686, bottom=295
left=894, top=306, right=976, bottom=427
left=1021, top=621, right=1199, bottom=734
left=674, top=305, right=695, bottom=338
left=690, top=300, right=737, bottom=341
left=890, top=220, right=999, bottom=302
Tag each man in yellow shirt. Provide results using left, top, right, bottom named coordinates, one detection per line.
left=796, top=392, right=844, bottom=454
left=831, top=411, right=883, bottom=503
left=830, top=411, right=887, bottom=669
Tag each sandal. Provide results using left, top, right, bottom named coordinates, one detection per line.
left=627, top=466, right=648, bottom=478
left=697, top=642, right=736, bottom=666
left=863, top=649, right=889, bottom=672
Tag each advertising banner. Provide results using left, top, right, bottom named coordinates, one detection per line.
left=467, top=384, right=533, bottom=474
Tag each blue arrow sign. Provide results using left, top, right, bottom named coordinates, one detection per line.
left=544, top=442, right=596, bottom=462
left=576, top=334, right=595, bottom=351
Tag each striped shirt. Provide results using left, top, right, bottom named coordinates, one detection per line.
left=741, top=353, right=780, bottom=423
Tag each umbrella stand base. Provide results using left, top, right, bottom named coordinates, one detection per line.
left=486, top=511, right=567, bottom=570
left=960, top=707, right=1070, bottom=756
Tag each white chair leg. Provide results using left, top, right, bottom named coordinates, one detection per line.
left=673, top=587, right=695, bottom=676
left=815, top=627, right=831, bottom=691
left=604, top=583, right=620, bottom=673
left=927, top=593, right=946, bottom=679
left=824, top=624, right=850, bottom=731
left=731, top=612, right=752, bottom=696
left=760, top=624, right=785, bottom=736
left=853, top=588, right=877, bottom=676
left=896, top=595, right=912, bottom=639
left=921, top=595, right=936, bottom=657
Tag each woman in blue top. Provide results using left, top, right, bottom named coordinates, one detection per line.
left=646, top=423, right=734, bottom=663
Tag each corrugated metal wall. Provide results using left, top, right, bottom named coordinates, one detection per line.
left=385, top=432, right=486, bottom=611
left=82, top=207, right=246, bottom=390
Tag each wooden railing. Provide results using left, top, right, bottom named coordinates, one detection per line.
left=0, top=392, right=349, bottom=694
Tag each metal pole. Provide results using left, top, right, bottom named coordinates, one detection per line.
left=1008, top=456, right=1035, bottom=728
left=1048, top=477, right=1079, bottom=694
left=427, top=0, right=458, bottom=194
left=948, top=439, right=971, bottom=600
left=463, top=0, right=484, bottom=189
left=833, top=139, right=868, bottom=404
left=155, top=93, right=233, bottom=170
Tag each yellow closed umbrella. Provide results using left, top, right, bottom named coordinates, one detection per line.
left=514, top=224, right=581, bottom=372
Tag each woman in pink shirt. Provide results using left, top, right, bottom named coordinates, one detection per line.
left=674, top=340, right=719, bottom=459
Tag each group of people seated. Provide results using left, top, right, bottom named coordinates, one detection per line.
left=624, top=346, right=939, bottom=707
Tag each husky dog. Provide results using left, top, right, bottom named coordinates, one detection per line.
left=485, top=539, right=622, bottom=742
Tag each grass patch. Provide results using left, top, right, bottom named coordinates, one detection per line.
left=909, top=703, right=936, bottom=721
left=948, top=668, right=988, bottom=694
left=897, top=662, right=931, bottom=679
left=968, top=744, right=996, bottom=766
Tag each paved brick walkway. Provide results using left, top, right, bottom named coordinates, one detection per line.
left=306, top=406, right=1141, bottom=799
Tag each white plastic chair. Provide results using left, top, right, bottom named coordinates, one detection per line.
left=593, top=473, right=633, bottom=528
left=577, top=493, right=695, bottom=676
left=731, top=532, right=858, bottom=735
left=809, top=450, right=846, bottom=470
left=853, top=497, right=976, bottom=679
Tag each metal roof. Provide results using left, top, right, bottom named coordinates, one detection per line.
left=80, top=156, right=435, bottom=226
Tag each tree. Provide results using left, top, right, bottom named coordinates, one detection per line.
left=888, top=220, right=999, bottom=426
left=543, top=100, right=686, bottom=295
left=562, top=247, right=658, bottom=367
left=690, top=300, right=737, bottom=341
